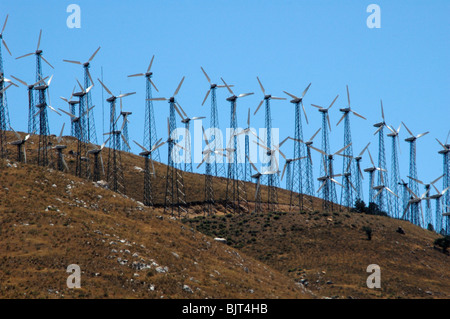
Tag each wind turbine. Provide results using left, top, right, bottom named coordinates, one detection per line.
left=197, top=126, right=226, bottom=215
left=309, top=142, right=351, bottom=212
left=373, top=100, right=395, bottom=214
left=364, top=148, right=387, bottom=205
left=128, top=55, right=161, bottom=161
left=407, top=175, right=443, bottom=229
left=353, top=142, right=371, bottom=202
left=10, top=75, right=48, bottom=134
left=177, top=104, right=205, bottom=172
left=134, top=138, right=165, bottom=207
left=387, top=124, right=402, bottom=218
left=63, top=46, right=101, bottom=144
left=336, top=85, right=367, bottom=208
left=283, top=83, right=312, bottom=210
left=199, top=67, right=231, bottom=177
left=402, top=121, right=429, bottom=226
left=9, top=126, right=32, bottom=163
left=87, top=138, right=110, bottom=182
left=247, top=155, right=278, bottom=213
left=221, top=77, right=253, bottom=214
left=51, top=124, right=69, bottom=172
left=0, top=15, right=13, bottom=138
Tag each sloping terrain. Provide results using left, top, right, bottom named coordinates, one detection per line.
left=0, top=159, right=311, bottom=299
left=184, top=211, right=450, bottom=299
left=1, top=131, right=449, bottom=299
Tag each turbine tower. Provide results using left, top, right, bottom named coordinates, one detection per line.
left=235, top=109, right=254, bottom=182
left=402, top=121, right=429, bottom=226
left=351, top=143, right=370, bottom=203
left=16, top=29, right=54, bottom=114
left=63, top=46, right=101, bottom=144
left=373, top=100, right=395, bottom=214
left=162, top=118, right=188, bottom=217
left=10, top=75, right=41, bottom=134
left=0, top=15, right=12, bottom=133
left=364, top=149, right=386, bottom=204
left=425, top=186, right=450, bottom=234
left=311, top=95, right=339, bottom=207
left=59, top=86, right=78, bottom=137
left=128, top=55, right=161, bottom=161
left=254, top=136, right=288, bottom=211
left=87, top=139, right=108, bottom=182
left=200, top=67, right=229, bottom=177
left=97, top=78, right=135, bottom=193
left=436, top=136, right=450, bottom=232
left=59, top=106, right=94, bottom=178
left=291, top=128, right=321, bottom=200
left=254, top=76, right=286, bottom=194
left=221, top=77, right=253, bottom=214
left=118, top=97, right=132, bottom=152
left=51, top=124, right=68, bottom=172
left=387, top=124, right=402, bottom=218
left=247, top=155, right=277, bottom=214
left=9, top=126, right=31, bottom=163
left=309, top=143, right=350, bottom=212
left=178, top=106, right=205, bottom=172
left=149, top=78, right=188, bottom=216
left=408, top=175, right=444, bottom=230
left=34, top=75, right=61, bottom=166
left=0, top=82, right=13, bottom=158
left=134, top=138, right=165, bottom=207
left=283, top=83, right=311, bottom=209
left=198, top=126, right=225, bottom=215
left=336, top=85, right=367, bottom=208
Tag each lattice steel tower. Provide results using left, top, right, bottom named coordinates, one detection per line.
left=63, top=47, right=101, bottom=144
left=0, top=15, right=12, bottom=136
left=402, top=121, right=429, bottom=227
left=336, top=86, right=366, bottom=209
left=221, top=77, right=253, bottom=214
left=373, top=101, right=392, bottom=214
left=284, top=83, right=312, bottom=210
left=98, top=78, right=135, bottom=193
left=311, top=95, right=339, bottom=210
left=200, top=67, right=228, bottom=177
left=387, top=124, right=402, bottom=218
left=128, top=55, right=161, bottom=162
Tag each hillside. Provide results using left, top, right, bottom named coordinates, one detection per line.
left=183, top=211, right=450, bottom=299
left=1, top=131, right=449, bottom=299
left=0, top=158, right=311, bottom=299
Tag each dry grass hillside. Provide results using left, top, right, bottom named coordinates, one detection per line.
left=1, top=131, right=449, bottom=299
left=0, top=158, right=312, bottom=299
left=184, top=211, right=450, bottom=299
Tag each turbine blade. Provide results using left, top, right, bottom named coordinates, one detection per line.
left=200, top=66, right=211, bottom=84
left=1, top=14, right=8, bottom=34
left=346, top=85, right=350, bottom=106
left=201, top=89, right=210, bottom=106
left=256, top=76, right=265, bottom=94
left=328, top=95, right=339, bottom=110
left=173, top=76, right=185, bottom=97
left=149, top=78, right=159, bottom=92
left=97, top=78, right=113, bottom=96
left=2, top=39, right=11, bottom=56
left=254, top=100, right=264, bottom=115
left=36, top=29, right=42, bottom=51
left=88, top=46, right=101, bottom=62
left=336, top=113, right=346, bottom=127
left=301, top=101, right=309, bottom=125
left=63, top=59, right=82, bottom=65
left=402, top=121, right=414, bottom=137
left=16, top=52, right=34, bottom=60
left=283, top=91, right=299, bottom=100
left=41, top=55, right=54, bottom=69
left=301, top=83, right=312, bottom=98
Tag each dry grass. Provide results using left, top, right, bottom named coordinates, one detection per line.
left=2, top=131, right=448, bottom=299
left=183, top=211, right=450, bottom=299
left=0, top=157, right=311, bottom=299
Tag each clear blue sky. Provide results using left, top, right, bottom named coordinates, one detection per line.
left=2, top=0, right=449, bottom=196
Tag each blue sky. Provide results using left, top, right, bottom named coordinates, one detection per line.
left=1, top=0, right=449, bottom=197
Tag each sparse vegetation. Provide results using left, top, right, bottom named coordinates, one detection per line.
left=434, top=236, right=450, bottom=254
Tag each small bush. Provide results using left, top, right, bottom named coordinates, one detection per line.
left=362, top=226, right=373, bottom=240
